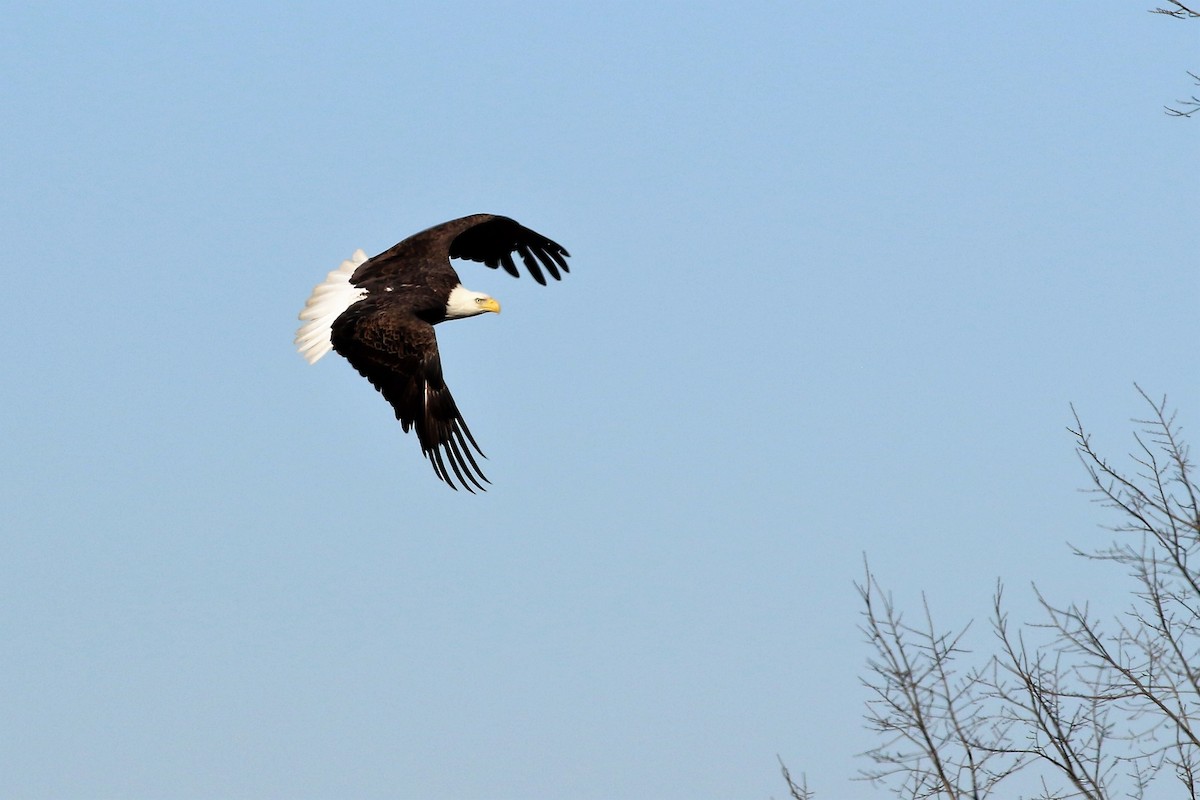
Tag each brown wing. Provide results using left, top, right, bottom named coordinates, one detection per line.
left=330, top=297, right=489, bottom=492
left=351, top=214, right=571, bottom=291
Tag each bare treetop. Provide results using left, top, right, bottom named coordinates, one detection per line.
left=786, top=389, right=1200, bottom=799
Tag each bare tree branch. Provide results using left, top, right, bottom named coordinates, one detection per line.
left=1150, top=2, right=1199, bottom=115
left=856, top=562, right=1025, bottom=798
left=1150, top=1, right=1200, bottom=19
left=1165, top=72, right=1200, bottom=119
left=778, top=756, right=816, bottom=800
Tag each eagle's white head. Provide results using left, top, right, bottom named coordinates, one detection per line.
left=446, top=284, right=501, bottom=320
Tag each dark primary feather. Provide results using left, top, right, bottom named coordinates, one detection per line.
left=327, top=214, right=571, bottom=491
left=449, top=215, right=570, bottom=285
left=330, top=297, right=489, bottom=492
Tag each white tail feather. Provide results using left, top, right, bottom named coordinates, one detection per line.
left=294, top=249, right=369, bottom=364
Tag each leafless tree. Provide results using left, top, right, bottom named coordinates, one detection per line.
left=784, top=389, right=1199, bottom=798
left=1044, top=387, right=1200, bottom=795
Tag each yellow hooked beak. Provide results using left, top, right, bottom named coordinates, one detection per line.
left=480, top=297, right=501, bottom=314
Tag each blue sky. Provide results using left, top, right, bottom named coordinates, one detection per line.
left=2, top=2, right=1196, bottom=798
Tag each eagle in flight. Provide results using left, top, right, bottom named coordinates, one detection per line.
left=295, top=214, right=570, bottom=492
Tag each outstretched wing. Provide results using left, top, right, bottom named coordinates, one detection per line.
left=448, top=215, right=571, bottom=286
left=348, top=214, right=571, bottom=291
left=330, top=298, right=489, bottom=492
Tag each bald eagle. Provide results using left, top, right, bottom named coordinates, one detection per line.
left=295, top=214, right=570, bottom=492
